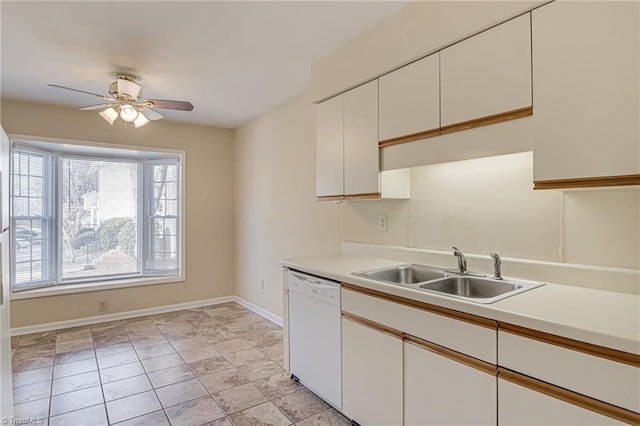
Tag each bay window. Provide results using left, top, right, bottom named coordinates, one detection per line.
left=10, top=138, right=184, bottom=292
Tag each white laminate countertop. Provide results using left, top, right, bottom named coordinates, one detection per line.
left=281, top=254, right=640, bottom=355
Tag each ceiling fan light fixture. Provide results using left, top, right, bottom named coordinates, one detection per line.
left=119, top=105, right=138, bottom=122
left=99, top=107, right=118, bottom=125
left=134, top=112, right=150, bottom=128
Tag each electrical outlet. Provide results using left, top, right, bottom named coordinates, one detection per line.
left=378, top=214, right=388, bottom=232
left=261, top=280, right=265, bottom=290
left=98, top=301, right=108, bottom=312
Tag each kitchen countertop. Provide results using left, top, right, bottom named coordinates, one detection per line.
left=281, top=254, right=640, bottom=356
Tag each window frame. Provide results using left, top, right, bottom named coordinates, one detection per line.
left=9, top=134, right=186, bottom=297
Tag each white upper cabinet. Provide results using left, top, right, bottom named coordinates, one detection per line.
left=343, top=80, right=380, bottom=196
left=316, top=95, right=344, bottom=198
left=440, top=13, right=532, bottom=128
left=379, top=53, right=440, bottom=143
left=532, top=1, right=640, bottom=187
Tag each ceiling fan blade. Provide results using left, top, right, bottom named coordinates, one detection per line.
left=48, top=84, right=114, bottom=101
left=79, top=103, right=114, bottom=111
left=145, top=99, right=194, bottom=111
left=142, top=107, right=164, bottom=121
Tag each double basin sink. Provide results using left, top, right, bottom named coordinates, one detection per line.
left=353, top=264, right=543, bottom=304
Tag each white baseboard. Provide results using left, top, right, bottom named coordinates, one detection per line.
left=234, top=297, right=284, bottom=327
left=11, top=295, right=283, bottom=336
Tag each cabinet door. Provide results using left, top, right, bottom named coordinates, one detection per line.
left=342, top=316, right=402, bottom=426
left=343, top=80, right=380, bottom=196
left=379, top=54, right=440, bottom=143
left=498, top=378, right=625, bottom=425
left=316, top=94, right=344, bottom=198
left=532, top=1, right=640, bottom=184
left=440, top=14, right=531, bottom=127
left=404, top=340, right=496, bottom=426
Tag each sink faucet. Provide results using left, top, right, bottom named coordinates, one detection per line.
left=490, top=253, right=502, bottom=280
left=452, top=246, right=467, bottom=274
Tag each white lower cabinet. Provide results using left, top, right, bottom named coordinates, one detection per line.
left=404, top=340, right=496, bottom=426
left=498, top=378, right=624, bottom=425
left=341, top=316, right=403, bottom=426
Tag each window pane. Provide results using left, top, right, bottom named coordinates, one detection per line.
left=11, top=149, right=53, bottom=289
left=61, top=158, right=139, bottom=279
left=147, top=161, right=180, bottom=273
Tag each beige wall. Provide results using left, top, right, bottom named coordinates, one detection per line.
left=233, top=92, right=342, bottom=316
left=2, top=99, right=235, bottom=327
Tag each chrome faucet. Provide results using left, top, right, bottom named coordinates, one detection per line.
left=490, top=253, right=502, bottom=280
left=452, top=246, right=467, bottom=274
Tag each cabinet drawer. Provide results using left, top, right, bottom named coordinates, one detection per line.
left=342, top=286, right=496, bottom=363
left=498, top=330, right=640, bottom=413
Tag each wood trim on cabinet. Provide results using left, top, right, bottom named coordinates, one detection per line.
left=342, top=311, right=403, bottom=339
left=440, top=106, right=533, bottom=135
left=379, top=128, right=441, bottom=148
left=534, top=174, right=640, bottom=190
left=341, top=282, right=497, bottom=329
left=498, top=322, right=640, bottom=368
left=405, top=335, right=497, bottom=375
left=498, top=367, right=640, bottom=424
left=316, top=194, right=345, bottom=201
left=344, top=192, right=381, bottom=200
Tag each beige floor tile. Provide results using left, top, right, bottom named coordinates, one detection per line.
left=272, top=389, right=329, bottom=423
left=229, top=402, right=291, bottom=426
left=202, top=417, right=233, bottom=426
left=18, top=331, right=57, bottom=347
left=164, top=329, right=200, bottom=342
left=179, top=345, right=222, bottom=363
left=90, top=320, right=123, bottom=332
left=94, top=341, right=134, bottom=357
left=163, top=396, right=225, bottom=426
left=56, top=328, right=91, bottom=343
left=134, top=342, right=176, bottom=360
left=13, top=380, right=52, bottom=404
left=237, top=358, right=284, bottom=381
left=202, top=330, right=240, bottom=344
left=252, top=372, right=302, bottom=400
left=11, top=335, right=21, bottom=349
left=158, top=320, right=194, bottom=334
left=295, top=408, right=351, bottom=426
left=49, top=403, right=108, bottom=426
left=170, top=335, right=210, bottom=352
left=12, top=366, right=53, bottom=387
left=189, top=356, right=233, bottom=376
left=13, top=396, right=49, bottom=420
left=12, top=349, right=55, bottom=372
left=52, top=370, right=100, bottom=395
left=105, top=390, right=161, bottom=424
left=112, top=409, right=170, bottom=426
left=259, top=343, right=285, bottom=358
left=99, top=361, right=145, bottom=384
left=49, top=384, right=104, bottom=416
left=141, top=352, right=184, bottom=373
left=224, top=348, right=265, bottom=366
left=93, top=332, right=130, bottom=348
left=212, top=383, right=268, bottom=414
left=212, top=339, right=251, bottom=356
left=96, top=349, right=139, bottom=369
left=199, top=367, right=249, bottom=394
left=147, top=364, right=195, bottom=388
left=53, top=358, right=97, bottom=379
left=130, top=334, right=168, bottom=349
left=54, top=348, right=95, bottom=365
left=102, top=374, right=152, bottom=402
left=156, top=377, right=208, bottom=408
left=55, top=337, right=94, bottom=354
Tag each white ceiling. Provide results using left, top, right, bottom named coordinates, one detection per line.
left=1, top=1, right=408, bottom=129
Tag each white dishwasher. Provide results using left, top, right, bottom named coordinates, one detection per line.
left=288, top=270, right=342, bottom=410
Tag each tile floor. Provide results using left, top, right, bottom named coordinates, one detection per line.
left=11, top=302, right=350, bottom=426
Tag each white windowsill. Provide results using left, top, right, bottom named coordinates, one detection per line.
left=10, top=275, right=186, bottom=300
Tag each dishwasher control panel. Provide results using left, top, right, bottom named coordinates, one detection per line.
left=288, top=271, right=341, bottom=307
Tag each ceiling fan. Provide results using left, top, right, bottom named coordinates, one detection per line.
left=48, top=73, right=194, bottom=128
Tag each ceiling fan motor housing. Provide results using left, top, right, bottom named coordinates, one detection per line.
left=109, top=74, right=142, bottom=101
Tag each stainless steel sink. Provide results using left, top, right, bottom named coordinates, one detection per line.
left=353, top=264, right=447, bottom=285
left=418, top=276, right=544, bottom=304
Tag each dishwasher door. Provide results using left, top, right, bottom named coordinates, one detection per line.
left=288, top=271, right=341, bottom=410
